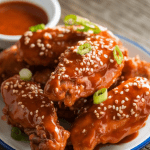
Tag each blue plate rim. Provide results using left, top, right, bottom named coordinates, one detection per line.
left=0, top=35, right=150, bottom=150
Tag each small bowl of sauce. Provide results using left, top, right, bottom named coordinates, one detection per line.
left=0, top=0, right=61, bottom=49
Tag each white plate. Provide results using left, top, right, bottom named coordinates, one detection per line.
left=0, top=35, right=150, bottom=150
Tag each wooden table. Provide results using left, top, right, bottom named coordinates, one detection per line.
left=58, top=0, right=150, bottom=150
left=0, top=0, right=150, bottom=150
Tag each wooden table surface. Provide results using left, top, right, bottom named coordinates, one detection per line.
left=0, top=0, right=150, bottom=150
left=58, top=0, right=150, bottom=150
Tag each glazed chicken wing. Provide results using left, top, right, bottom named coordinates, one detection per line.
left=71, top=77, right=150, bottom=150
left=33, top=68, right=54, bottom=88
left=44, top=28, right=128, bottom=106
left=1, top=75, right=70, bottom=150
left=0, top=45, right=29, bottom=85
left=18, top=25, right=87, bottom=66
left=122, top=56, right=150, bottom=81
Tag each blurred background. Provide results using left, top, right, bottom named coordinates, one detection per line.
left=58, top=0, right=150, bottom=49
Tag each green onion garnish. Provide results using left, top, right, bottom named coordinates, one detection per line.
left=19, top=68, right=32, bottom=81
left=113, top=45, right=123, bottom=65
left=93, top=88, right=108, bottom=104
left=11, top=127, right=29, bottom=141
left=77, top=43, right=92, bottom=55
left=64, top=14, right=101, bottom=34
left=29, top=24, right=45, bottom=32
left=64, top=14, right=77, bottom=26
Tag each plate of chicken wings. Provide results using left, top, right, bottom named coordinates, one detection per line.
left=0, top=15, right=150, bottom=150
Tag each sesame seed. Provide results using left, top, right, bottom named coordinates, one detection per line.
left=125, top=97, right=129, bottom=101
left=133, top=103, right=136, bottom=106
left=110, top=59, right=114, bottom=63
left=108, top=105, right=112, bottom=109
left=113, top=105, right=115, bottom=109
left=104, top=107, right=107, bottom=111
left=120, top=91, right=124, bottom=94
left=30, top=112, right=33, bottom=115
left=100, top=111, right=105, bottom=115
left=113, top=116, right=116, bottom=120
left=125, top=89, right=129, bottom=92
left=133, top=82, right=137, bottom=86
left=141, top=98, right=145, bottom=102
left=116, top=107, right=119, bottom=111
left=18, top=102, right=22, bottom=105
left=108, top=95, right=112, bottom=99
left=114, top=90, right=118, bottom=94
left=115, top=100, right=118, bottom=104
left=104, top=54, right=108, bottom=58
left=121, top=100, right=125, bottom=104
left=39, top=52, right=44, bottom=56
left=146, top=91, right=149, bottom=95
left=126, top=115, right=129, bottom=118
left=82, top=129, right=86, bottom=133
left=42, top=115, right=45, bottom=119
left=94, top=110, right=97, bottom=113
left=117, top=113, right=121, bottom=117
left=136, top=95, right=140, bottom=99
left=21, top=105, right=25, bottom=108
left=22, top=94, right=27, bottom=97
left=30, top=44, right=35, bottom=48
left=134, top=99, right=138, bottom=102
left=97, top=107, right=101, bottom=110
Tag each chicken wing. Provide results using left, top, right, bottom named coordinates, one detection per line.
left=44, top=29, right=128, bottom=106
left=33, top=68, right=54, bottom=87
left=1, top=75, right=70, bottom=150
left=109, top=56, right=150, bottom=90
left=70, top=77, right=150, bottom=150
left=122, top=55, right=150, bottom=81
left=0, top=45, right=29, bottom=85
left=18, top=25, right=87, bottom=66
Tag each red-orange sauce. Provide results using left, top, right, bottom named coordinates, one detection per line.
left=0, top=1, right=48, bottom=35
left=119, top=132, right=139, bottom=144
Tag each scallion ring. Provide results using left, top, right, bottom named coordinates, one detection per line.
left=93, top=88, right=108, bottom=104
left=19, top=68, right=32, bottom=81
left=113, top=45, right=123, bottom=65
left=11, top=127, right=29, bottom=141
left=77, top=43, right=92, bottom=55
left=64, top=14, right=101, bottom=34
left=29, top=23, right=45, bottom=32
left=64, top=14, right=77, bottom=26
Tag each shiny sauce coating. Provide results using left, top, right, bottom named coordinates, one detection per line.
left=71, top=77, right=150, bottom=150
left=0, top=1, right=48, bottom=35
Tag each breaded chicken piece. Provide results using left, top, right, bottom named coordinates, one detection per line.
left=71, top=77, right=150, bottom=150
left=18, top=25, right=87, bottom=66
left=44, top=28, right=128, bottom=106
left=1, top=75, right=70, bottom=150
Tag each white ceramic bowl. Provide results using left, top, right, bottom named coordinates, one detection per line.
left=0, top=0, right=61, bottom=49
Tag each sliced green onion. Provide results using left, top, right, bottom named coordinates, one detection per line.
left=113, top=45, right=123, bottom=64
left=77, top=43, right=92, bottom=55
left=29, top=24, right=45, bottom=32
left=64, top=14, right=77, bottom=26
left=64, top=14, right=101, bottom=34
left=93, top=88, right=108, bottom=104
left=19, top=68, right=32, bottom=81
left=11, top=127, right=29, bottom=141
